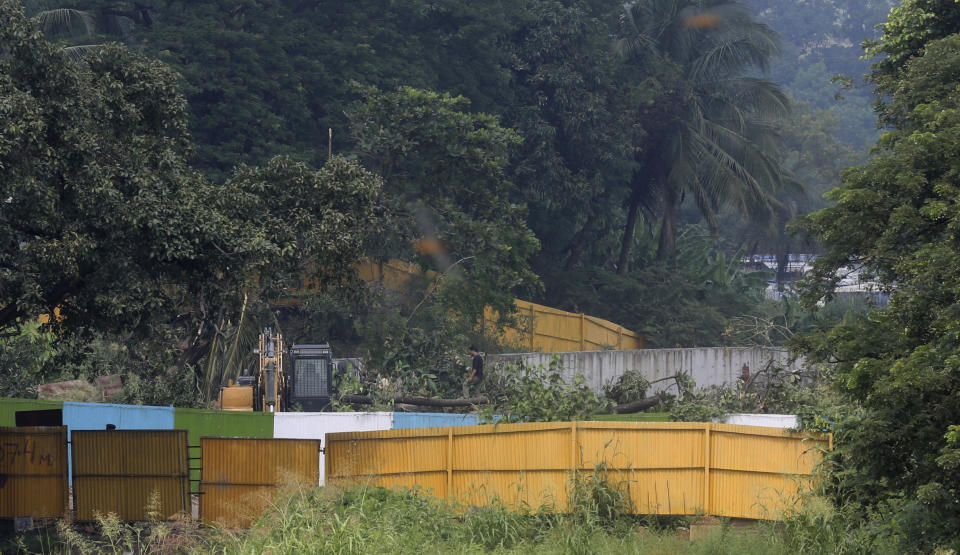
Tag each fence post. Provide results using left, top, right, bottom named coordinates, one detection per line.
left=569, top=421, right=579, bottom=511
left=447, top=428, right=454, bottom=499
left=579, top=313, right=585, bottom=350
left=703, top=423, right=711, bottom=515
left=530, top=304, right=536, bottom=350
left=570, top=421, right=578, bottom=475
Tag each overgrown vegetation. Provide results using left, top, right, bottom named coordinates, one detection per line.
left=789, top=0, right=960, bottom=549
left=193, top=482, right=861, bottom=554
left=479, top=358, right=611, bottom=423
left=9, top=0, right=960, bottom=548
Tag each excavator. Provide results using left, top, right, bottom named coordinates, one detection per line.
left=216, top=327, right=347, bottom=412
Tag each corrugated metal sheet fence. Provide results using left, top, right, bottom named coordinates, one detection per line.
left=0, top=426, right=68, bottom=518
left=326, top=422, right=828, bottom=520
left=357, top=260, right=645, bottom=352
left=200, top=437, right=320, bottom=527
left=63, top=402, right=175, bottom=486
left=72, top=430, right=190, bottom=521
left=175, top=409, right=274, bottom=493
left=487, top=300, right=645, bottom=353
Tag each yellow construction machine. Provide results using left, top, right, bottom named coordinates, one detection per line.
left=216, top=327, right=287, bottom=412
left=216, top=327, right=338, bottom=412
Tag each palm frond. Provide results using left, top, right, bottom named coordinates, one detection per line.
left=61, top=44, right=103, bottom=62
left=34, top=8, right=96, bottom=38
left=199, top=295, right=262, bottom=402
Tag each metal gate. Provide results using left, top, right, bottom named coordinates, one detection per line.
left=200, top=437, right=320, bottom=527
left=0, top=426, right=68, bottom=518
left=72, top=430, right=189, bottom=521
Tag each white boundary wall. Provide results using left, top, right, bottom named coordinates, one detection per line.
left=488, top=347, right=802, bottom=395
left=717, top=413, right=800, bottom=429
left=274, top=412, right=393, bottom=484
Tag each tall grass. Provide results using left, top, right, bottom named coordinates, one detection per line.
left=33, top=473, right=884, bottom=554
left=198, top=476, right=857, bottom=555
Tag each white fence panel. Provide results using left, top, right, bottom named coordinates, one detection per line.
left=719, top=413, right=800, bottom=428
left=273, top=412, right=393, bottom=484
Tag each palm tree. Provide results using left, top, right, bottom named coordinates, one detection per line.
left=21, top=2, right=104, bottom=60
left=615, top=0, right=792, bottom=268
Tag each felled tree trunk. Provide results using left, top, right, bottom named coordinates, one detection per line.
left=340, top=394, right=489, bottom=407
left=611, top=394, right=663, bottom=414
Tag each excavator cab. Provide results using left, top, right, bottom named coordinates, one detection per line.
left=288, top=343, right=334, bottom=411
left=216, top=330, right=338, bottom=412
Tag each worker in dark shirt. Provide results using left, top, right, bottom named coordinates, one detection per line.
left=463, top=345, right=484, bottom=397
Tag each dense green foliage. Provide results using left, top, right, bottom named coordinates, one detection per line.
left=0, top=0, right=891, bottom=403
left=14, top=0, right=884, bottom=351
left=480, top=358, right=611, bottom=423
left=0, top=0, right=385, bottom=398
left=795, top=0, right=960, bottom=549
left=615, top=0, right=791, bottom=262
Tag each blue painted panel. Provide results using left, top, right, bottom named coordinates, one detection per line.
left=392, top=412, right=480, bottom=429
left=63, top=402, right=175, bottom=483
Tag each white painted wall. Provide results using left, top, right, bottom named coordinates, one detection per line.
left=273, top=412, right=393, bottom=485
left=718, top=413, right=800, bottom=429
left=488, top=347, right=802, bottom=395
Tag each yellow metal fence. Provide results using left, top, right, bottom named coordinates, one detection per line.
left=358, top=260, right=645, bottom=352
left=200, top=437, right=320, bottom=527
left=0, top=426, right=68, bottom=519
left=326, top=422, right=827, bottom=520
left=72, top=430, right=190, bottom=521
left=493, top=299, right=645, bottom=352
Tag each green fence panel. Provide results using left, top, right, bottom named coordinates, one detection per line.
left=0, top=398, right=64, bottom=426
left=174, top=408, right=274, bottom=492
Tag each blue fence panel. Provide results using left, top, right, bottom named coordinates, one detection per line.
left=392, top=412, right=480, bottom=429
left=63, top=402, right=175, bottom=483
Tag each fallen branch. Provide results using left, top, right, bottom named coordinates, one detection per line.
left=340, top=394, right=489, bottom=407
left=612, top=394, right=664, bottom=414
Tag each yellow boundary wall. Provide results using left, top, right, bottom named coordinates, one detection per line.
left=357, top=260, right=644, bottom=352
left=326, top=421, right=828, bottom=520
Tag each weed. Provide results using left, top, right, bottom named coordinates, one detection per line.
left=53, top=488, right=202, bottom=554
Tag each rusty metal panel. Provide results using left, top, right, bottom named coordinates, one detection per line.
left=0, top=426, right=68, bottom=518
left=200, top=437, right=319, bottom=527
left=72, top=430, right=189, bottom=521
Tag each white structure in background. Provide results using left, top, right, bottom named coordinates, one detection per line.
left=830, top=265, right=890, bottom=306
left=488, top=347, right=802, bottom=395
left=273, top=412, right=393, bottom=485
left=748, top=255, right=890, bottom=307
left=715, top=413, right=800, bottom=429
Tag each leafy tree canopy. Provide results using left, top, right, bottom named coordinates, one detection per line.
left=797, top=14, right=960, bottom=550
left=0, top=0, right=382, bottom=349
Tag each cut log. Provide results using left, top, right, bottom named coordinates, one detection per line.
left=340, top=394, right=488, bottom=407
left=612, top=394, right=663, bottom=414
